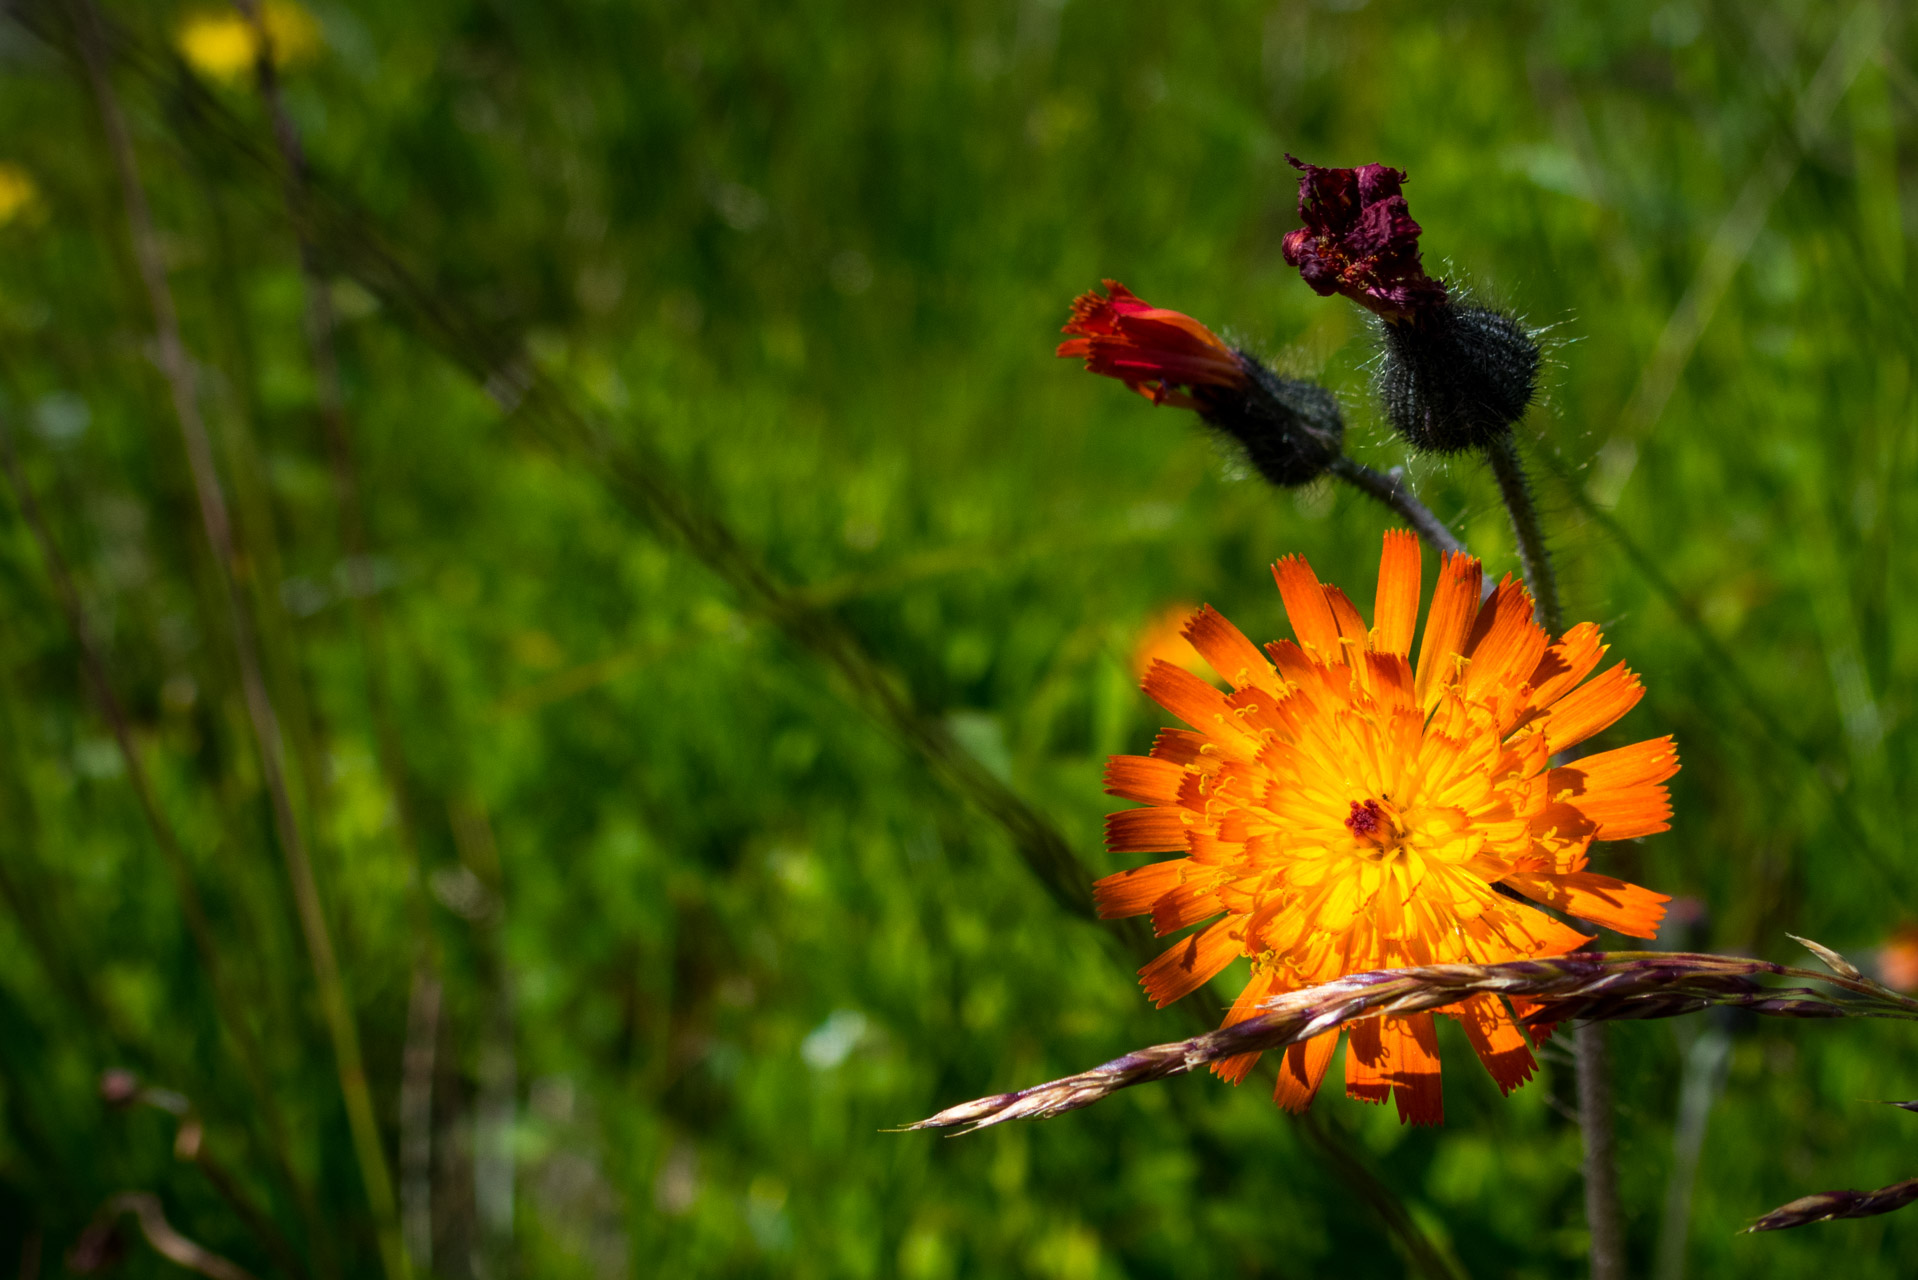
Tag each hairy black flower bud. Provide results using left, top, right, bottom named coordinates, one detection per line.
left=1377, top=304, right=1541, bottom=454
left=1197, top=354, right=1345, bottom=488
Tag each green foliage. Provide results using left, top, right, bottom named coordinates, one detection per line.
left=0, top=0, right=1913, bottom=1276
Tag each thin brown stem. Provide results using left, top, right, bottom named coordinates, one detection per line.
left=64, top=6, right=406, bottom=1276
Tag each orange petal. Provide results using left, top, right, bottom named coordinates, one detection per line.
left=1371, top=530, right=1423, bottom=657
left=1466, top=898, right=1594, bottom=960
left=1148, top=728, right=1210, bottom=767
left=1213, top=967, right=1283, bottom=1085
left=1143, top=660, right=1249, bottom=746
left=1183, top=606, right=1277, bottom=692
left=1508, top=996, right=1560, bottom=1046
left=1557, top=735, right=1680, bottom=792
left=1462, top=577, right=1548, bottom=704
left=1540, top=662, right=1643, bottom=754
left=1322, top=585, right=1369, bottom=652
left=1263, top=638, right=1319, bottom=688
left=1184, top=831, right=1240, bottom=866
left=1524, top=800, right=1598, bottom=873
left=1105, top=808, right=1189, bottom=854
left=1092, top=858, right=1184, bottom=919
left=1344, top=1016, right=1393, bottom=1105
left=1572, top=789, right=1674, bottom=841
left=1414, top=552, right=1484, bottom=708
left=1454, top=994, right=1536, bottom=1095
left=1273, top=555, right=1341, bottom=658
left=1274, top=1030, right=1339, bottom=1112
left=1527, top=621, right=1607, bottom=710
left=1388, top=1013, right=1445, bottom=1127
left=1364, top=651, right=1416, bottom=711
left=1503, top=871, right=1670, bottom=939
left=1551, top=736, right=1680, bottom=839
left=1139, top=918, right=1240, bottom=1008
left=1151, top=875, right=1227, bottom=936
left=1102, top=755, right=1187, bottom=806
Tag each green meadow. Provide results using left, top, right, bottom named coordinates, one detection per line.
left=0, top=1, right=1913, bottom=1276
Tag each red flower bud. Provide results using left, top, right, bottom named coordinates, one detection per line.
left=1057, top=281, right=1250, bottom=407
left=1058, top=281, right=1343, bottom=487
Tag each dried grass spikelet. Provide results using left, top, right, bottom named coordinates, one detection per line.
left=907, top=943, right=1918, bottom=1136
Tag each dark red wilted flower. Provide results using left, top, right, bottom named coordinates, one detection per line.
left=1281, top=157, right=1448, bottom=321
left=1057, top=281, right=1250, bottom=408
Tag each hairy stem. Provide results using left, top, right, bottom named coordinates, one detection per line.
left=65, top=5, right=407, bottom=1276
left=1484, top=435, right=1562, bottom=631
left=1328, top=454, right=1467, bottom=556
left=1575, top=1021, right=1625, bottom=1280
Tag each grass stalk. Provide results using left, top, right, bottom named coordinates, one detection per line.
left=64, top=5, right=406, bottom=1275
left=230, top=4, right=451, bottom=1252
left=0, top=408, right=323, bottom=1256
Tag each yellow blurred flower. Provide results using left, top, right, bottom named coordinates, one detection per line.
left=177, top=1, right=322, bottom=83
left=0, top=163, right=41, bottom=228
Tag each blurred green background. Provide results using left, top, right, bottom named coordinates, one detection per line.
left=0, top=0, right=1913, bottom=1276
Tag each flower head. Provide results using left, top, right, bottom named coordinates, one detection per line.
left=1059, top=281, right=1344, bottom=487
left=1058, top=281, right=1250, bottom=408
left=1281, top=157, right=1448, bottom=321
left=1097, top=532, right=1675, bottom=1124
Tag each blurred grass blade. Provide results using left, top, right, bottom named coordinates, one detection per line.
left=59, top=2, right=406, bottom=1273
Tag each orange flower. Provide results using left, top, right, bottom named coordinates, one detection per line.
left=1130, top=602, right=1211, bottom=681
left=1057, top=281, right=1249, bottom=408
left=1879, top=925, right=1918, bottom=992
left=1097, top=532, right=1676, bottom=1124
